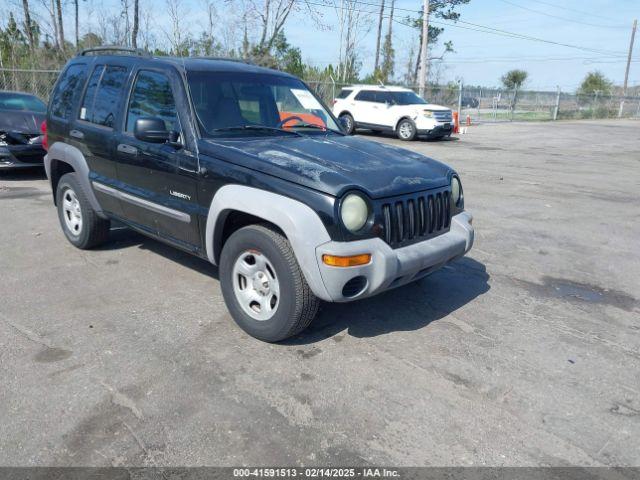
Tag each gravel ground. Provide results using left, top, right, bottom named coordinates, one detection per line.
left=0, top=119, right=638, bottom=467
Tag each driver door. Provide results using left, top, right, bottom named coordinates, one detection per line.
left=114, top=68, right=201, bottom=250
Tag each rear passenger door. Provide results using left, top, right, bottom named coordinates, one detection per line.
left=352, top=90, right=379, bottom=126
left=113, top=68, right=201, bottom=251
left=72, top=63, right=130, bottom=217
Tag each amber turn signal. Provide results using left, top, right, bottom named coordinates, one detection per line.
left=322, top=253, right=371, bottom=267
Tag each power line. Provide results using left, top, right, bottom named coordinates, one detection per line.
left=525, top=0, right=623, bottom=24
left=297, top=0, right=628, bottom=57
left=497, top=0, right=625, bottom=29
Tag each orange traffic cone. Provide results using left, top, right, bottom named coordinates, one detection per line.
left=453, top=111, right=460, bottom=134
left=466, top=115, right=471, bottom=126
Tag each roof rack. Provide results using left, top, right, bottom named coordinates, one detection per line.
left=78, top=46, right=151, bottom=57
left=191, top=56, right=254, bottom=65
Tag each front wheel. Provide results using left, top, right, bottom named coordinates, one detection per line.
left=339, top=113, right=355, bottom=135
left=396, top=119, right=417, bottom=141
left=219, top=224, right=320, bottom=342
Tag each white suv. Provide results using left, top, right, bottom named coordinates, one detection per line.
left=333, top=85, right=453, bottom=141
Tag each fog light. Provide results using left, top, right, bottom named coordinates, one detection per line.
left=322, top=253, right=371, bottom=267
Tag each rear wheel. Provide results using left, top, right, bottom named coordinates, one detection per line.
left=56, top=172, right=110, bottom=249
left=396, top=119, right=416, bottom=141
left=339, top=113, right=355, bottom=135
left=220, top=224, right=320, bottom=342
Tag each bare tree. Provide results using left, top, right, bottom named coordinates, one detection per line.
left=138, top=3, right=155, bottom=51
left=22, top=0, right=36, bottom=51
left=38, top=0, right=60, bottom=49
left=55, top=0, right=65, bottom=50
left=165, top=0, right=188, bottom=54
left=332, top=0, right=372, bottom=82
left=121, top=0, right=132, bottom=46
left=373, top=0, right=384, bottom=72
left=238, top=0, right=320, bottom=55
left=132, top=0, right=139, bottom=48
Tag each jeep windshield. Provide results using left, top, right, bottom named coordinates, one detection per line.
left=187, top=71, right=341, bottom=137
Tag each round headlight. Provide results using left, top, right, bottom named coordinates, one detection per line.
left=452, top=176, right=462, bottom=205
left=341, top=193, right=369, bottom=232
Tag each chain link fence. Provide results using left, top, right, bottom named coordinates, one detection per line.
left=3, top=68, right=640, bottom=122
left=308, top=81, right=640, bottom=122
left=0, top=68, right=61, bottom=101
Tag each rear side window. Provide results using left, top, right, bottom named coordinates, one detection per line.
left=354, top=90, right=376, bottom=102
left=50, top=63, right=88, bottom=119
left=80, top=65, right=128, bottom=128
left=336, top=89, right=352, bottom=99
left=126, top=70, right=178, bottom=132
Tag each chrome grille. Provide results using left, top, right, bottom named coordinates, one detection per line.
left=380, top=188, right=451, bottom=248
left=432, top=110, right=452, bottom=122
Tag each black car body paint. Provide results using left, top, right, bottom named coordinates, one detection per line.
left=0, top=93, right=46, bottom=169
left=45, top=54, right=462, bottom=257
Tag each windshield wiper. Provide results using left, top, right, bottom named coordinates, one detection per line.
left=211, top=125, right=303, bottom=136
left=289, top=123, right=345, bottom=135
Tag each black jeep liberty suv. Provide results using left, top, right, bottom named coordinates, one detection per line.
left=44, top=47, right=474, bottom=342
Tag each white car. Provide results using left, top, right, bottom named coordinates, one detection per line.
left=333, top=85, right=453, bottom=141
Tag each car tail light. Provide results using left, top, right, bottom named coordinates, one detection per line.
left=40, top=120, right=48, bottom=151
left=332, top=99, right=337, bottom=105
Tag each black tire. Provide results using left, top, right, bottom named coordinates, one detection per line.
left=56, top=172, right=110, bottom=249
left=396, top=118, right=417, bottom=141
left=340, top=113, right=355, bottom=135
left=219, top=224, right=320, bottom=342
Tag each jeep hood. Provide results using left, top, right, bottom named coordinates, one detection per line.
left=0, top=109, right=45, bottom=135
left=199, top=135, right=453, bottom=198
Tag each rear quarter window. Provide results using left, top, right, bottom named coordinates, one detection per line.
left=354, top=90, right=376, bottom=102
left=336, top=89, right=352, bottom=99
left=49, top=63, right=88, bottom=119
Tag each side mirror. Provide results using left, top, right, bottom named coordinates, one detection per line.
left=134, top=117, right=171, bottom=143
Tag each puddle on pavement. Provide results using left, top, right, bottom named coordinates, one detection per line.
left=519, top=276, right=638, bottom=312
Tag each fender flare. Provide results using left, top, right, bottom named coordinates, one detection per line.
left=45, top=142, right=105, bottom=217
left=205, top=185, right=333, bottom=301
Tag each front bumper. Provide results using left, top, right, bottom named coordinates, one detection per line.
left=417, top=124, right=453, bottom=137
left=315, top=212, right=474, bottom=302
left=0, top=145, right=46, bottom=169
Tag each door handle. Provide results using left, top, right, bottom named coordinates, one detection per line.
left=69, top=129, right=84, bottom=139
left=117, top=144, right=138, bottom=155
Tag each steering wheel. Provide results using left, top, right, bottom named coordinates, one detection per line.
left=277, top=115, right=305, bottom=128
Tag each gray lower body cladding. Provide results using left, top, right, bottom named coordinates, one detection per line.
left=315, top=212, right=474, bottom=302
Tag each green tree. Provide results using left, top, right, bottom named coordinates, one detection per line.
left=501, top=69, right=528, bottom=90
left=501, top=69, right=528, bottom=115
left=79, top=32, right=103, bottom=50
left=578, top=71, right=613, bottom=95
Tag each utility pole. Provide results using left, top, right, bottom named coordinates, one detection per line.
left=553, top=86, right=561, bottom=121
left=374, top=0, right=385, bottom=73
left=623, top=19, right=637, bottom=95
left=418, top=0, right=430, bottom=98
left=619, top=19, right=637, bottom=117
